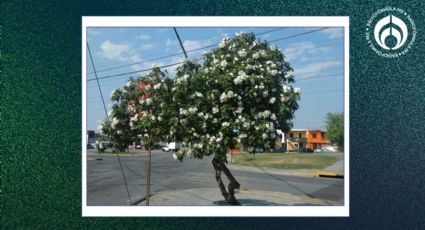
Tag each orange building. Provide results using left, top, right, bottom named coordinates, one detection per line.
left=306, top=130, right=330, bottom=150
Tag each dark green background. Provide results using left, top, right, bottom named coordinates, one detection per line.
left=2, top=0, right=424, bottom=229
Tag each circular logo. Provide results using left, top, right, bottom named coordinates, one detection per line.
left=366, top=7, right=416, bottom=58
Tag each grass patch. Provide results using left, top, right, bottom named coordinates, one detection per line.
left=232, top=152, right=340, bottom=170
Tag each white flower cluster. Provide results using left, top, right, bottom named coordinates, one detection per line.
left=110, top=89, right=118, bottom=98
left=129, top=114, right=140, bottom=129
left=268, top=69, right=278, bottom=76
left=194, top=92, right=203, bottom=98
left=238, top=49, right=247, bottom=58
left=175, top=74, right=189, bottom=84
left=193, top=143, right=204, bottom=149
left=222, top=122, right=230, bottom=127
left=268, top=97, right=276, bottom=104
left=220, top=60, right=228, bottom=68
left=219, top=90, right=236, bottom=102
left=111, top=117, right=119, bottom=129
left=282, top=84, right=290, bottom=93
left=257, top=110, right=272, bottom=119
left=234, top=70, right=248, bottom=85
left=179, top=108, right=187, bottom=116
left=235, top=106, right=243, bottom=114
left=188, top=107, right=197, bottom=113
left=212, top=107, right=219, bottom=114
left=294, top=88, right=301, bottom=94
left=153, top=83, right=161, bottom=90
left=265, top=122, right=275, bottom=132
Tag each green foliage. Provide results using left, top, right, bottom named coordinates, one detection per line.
left=325, top=112, right=344, bottom=147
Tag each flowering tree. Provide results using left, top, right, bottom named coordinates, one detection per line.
left=98, top=32, right=300, bottom=205
left=99, top=67, right=174, bottom=151
left=173, top=32, right=300, bottom=204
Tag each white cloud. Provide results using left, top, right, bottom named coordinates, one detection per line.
left=294, top=61, right=342, bottom=75
left=87, top=29, right=101, bottom=36
left=183, top=40, right=204, bottom=50
left=284, top=42, right=315, bottom=60
left=283, top=42, right=331, bottom=61
left=166, top=38, right=177, bottom=47
left=99, top=40, right=130, bottom=61
left=321, top=28, right=343, bottom=39
left=156, top=28, right=169, bottom=34
left=136, top=34, right=151, bottom=40
left=140, top=43, right=154, bottom=50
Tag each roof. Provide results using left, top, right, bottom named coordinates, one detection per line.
left=290, top=128, right=308, bottom=131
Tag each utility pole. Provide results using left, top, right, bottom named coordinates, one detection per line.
left=173, top=27, right=188, bottom=59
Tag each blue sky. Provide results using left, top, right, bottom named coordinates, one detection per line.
left=86, top=27, right=344, bottom=132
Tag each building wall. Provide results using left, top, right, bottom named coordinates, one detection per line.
left=286, top=130, right=308, bottom=151
left=306, top=130, right=330, bottom=149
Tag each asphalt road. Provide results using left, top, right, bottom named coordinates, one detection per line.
left=86, top=150, right=344, bottom=206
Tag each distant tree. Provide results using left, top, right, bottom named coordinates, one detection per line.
left=325, top=112, right=344, bottom=147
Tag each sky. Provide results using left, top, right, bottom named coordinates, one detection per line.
left=86, top=27, right=344, bottom=132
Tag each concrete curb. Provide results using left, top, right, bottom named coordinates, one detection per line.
left=227, top=164, right=343, bottom=178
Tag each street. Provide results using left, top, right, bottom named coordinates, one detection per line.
left=86, top=150, right=344, bottom=206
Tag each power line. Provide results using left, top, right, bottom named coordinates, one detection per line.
left=87, top=28, right=288, bottom=76
left=297, top=73, right=343, bottom=81
left=269, top=27, right=329, bottom=43
left=301, top=89, right=343, bottom=95
left=87, top=43, right=108, bottom=116
left=87, top=61, right=185, bottom=82
left=87, top=42, right=133, bottom=205
left=87, top=27, right=331, bottom=82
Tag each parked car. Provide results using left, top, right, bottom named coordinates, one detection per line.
left=314, top=148, right=322, bottom=153
left=162, top=146, right=170, bottom=152
left=163, top=142, right=180, bottom=152
left=321, top=146, right=338, bottom=152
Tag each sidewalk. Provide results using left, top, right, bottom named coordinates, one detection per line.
left=139, top=188, right=334, bottom=206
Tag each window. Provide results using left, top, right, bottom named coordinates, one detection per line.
left=312, top=133, right=317, bottom=138
left=321, top=132, right=326, bottom=138
left=299, top=133, right=302, bottom=138
left=290, top=133, right=294, bottom=137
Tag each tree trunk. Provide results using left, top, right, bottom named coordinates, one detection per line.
left=212, top=158, right=240, bottom=205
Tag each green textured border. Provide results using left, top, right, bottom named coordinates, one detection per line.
left=2, top=0, right=425, bottom=228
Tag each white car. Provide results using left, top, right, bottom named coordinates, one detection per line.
left=162, top=146, right=170, bottom=152
left=321, top=146, right=338, bottom=152
left=165, top=142, right=180, bottom=152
